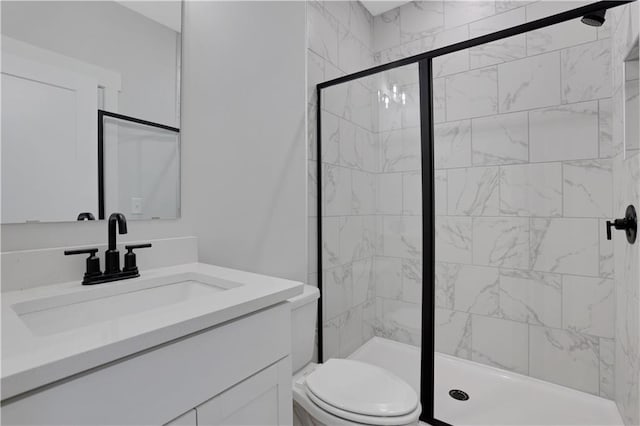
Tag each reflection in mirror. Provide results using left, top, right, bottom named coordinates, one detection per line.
left=1, top=1, right=182, bottom=224
left=101, top=112, right=180, bottom=220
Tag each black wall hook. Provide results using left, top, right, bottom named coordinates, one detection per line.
left=606, top=205, right=637, bottom=244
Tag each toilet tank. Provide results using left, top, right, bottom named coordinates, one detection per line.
left=288, top=285, right=320, bottom=373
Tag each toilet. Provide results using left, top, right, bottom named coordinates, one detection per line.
left=288, top=285, right=421, bottom=426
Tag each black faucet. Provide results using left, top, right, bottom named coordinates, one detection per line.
left=65, top=212, right=151, bottom=285
left=105, top=213, right=128, bottom=274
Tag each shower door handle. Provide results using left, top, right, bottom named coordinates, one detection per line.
left=606, top=205, right=637, bottom=244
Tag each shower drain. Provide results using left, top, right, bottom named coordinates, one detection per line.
left=449, top=389, right=469, bottom=401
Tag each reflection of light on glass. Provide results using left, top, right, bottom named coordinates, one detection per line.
left=392, top=84, right=398, bottom=101
left=377, top=90, right=381, bottom=102
left=401, top=92, right=406, bottom=105
left=383, top=94, right=390, bottom=109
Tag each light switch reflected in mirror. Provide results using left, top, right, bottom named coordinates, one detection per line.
left=0, top=1, right=182, bottom=224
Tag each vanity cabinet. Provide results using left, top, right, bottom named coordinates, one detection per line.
left=2, top=303, right=293, bottom=425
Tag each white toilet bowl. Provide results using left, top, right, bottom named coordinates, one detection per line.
left=288, top=286, right=421, bottom=426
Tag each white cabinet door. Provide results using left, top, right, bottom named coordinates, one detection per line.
left=165, top=409, right=197, bottom=426
left=196, top=357, right=292, bottom=426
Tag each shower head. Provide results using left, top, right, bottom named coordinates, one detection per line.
left=581, top=9, right=606, bottom=27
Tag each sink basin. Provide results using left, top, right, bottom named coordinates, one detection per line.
left=12, top=272, right=239, bottom=336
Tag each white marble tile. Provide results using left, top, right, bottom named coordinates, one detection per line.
left=349, top=1, right=373, bottom=49
left=446, top=67, right=498, bottom=120
left=401, top=24, right=469, bottom=57
left=308, top=2, right=339, bottom=65
left=373, top=9, right=400, bottom=52
left=401, top=257, right=422, bottom=304
left=600, top=338, right=615, bottom=399
left=381, top=215, right=422, bottom=259
left=473, top=217, right=529, bottom=269
left=470, top=35, right=526, bottom=69
left=447, top=167, right=499, bottom=216
left=435, top=170, right=447, bottom=215
left=600, top=221, right=614, bottom=279
left=599, top=98, right=613, bottom=158
left=350, top=81, right=375, bottom=131
left=322, top=217, right=340, bottom=268
left=529, top=326, right=600, bottom=395
left=563, top=275, right=615, bottom=339
left=436, top=216, right=472, bottom=264
left=308, top=161, right=318, bottom=218
left=433, top=50, right=469, bottom=78
left=498, top=53, right=561, bottom=113
left=433, top=77, right=446, bottom=123
left=469, top=7, right=525, bottom=37
left=401, top=83, right=420, bottom=128
left=435, top=308, right=472, bottom=359
left=375, top=256, right=402, bottom=300
left=454, top=265, right=500, bottom=316
left=472, top=315, right=529, bottom=375
left=402, top=171, right=422, bottom=216
left=351, top=170, right=376, bottom=215
left=309, top=219, right=318, bottom=274
left=378, top=97, right=403, bottom=132
left=500, top=269, right=562, bottom=328
left=377, top=298, right=422, bottom=347
left=500, top=163, right=562, bottom=217
left=529, top=101, right=599, bottom=162
left=323, top=1, right=350, bottom=29
left=435, top=262, right=457, bottom=309
left=562, top=39, right=612, bottom=103
left=308, top=50, right=325, bottom=105
left=527, top=20, right=596, bottom=56
left=400, top=1, right=444, bottom=42
left=338, top=27, right=373, bottom=75
left=625, top=79, right=639, bottom=153
left=339, top=305, right=364, bottom=357
left=530, top=218, right=599, bottom=276
left=352, top=257, right=374, bottom=306
left=341, top=126, right=378, bottom=172
left=323, top=164, right=351, bottom=216
left=377, top=173, right=402, bottom=215
left=434, top=120, right=472, bottom=169
left=444, top=0, right=495, bottom=29
left=339, top=215, right=376, bottom=264
left=308, top=101, right=317, bottom=162
left=322, top=317, right=340, bottom=359
left=362, top=299, right=376, bottom=342
left=495, top=0, right=531, bottom=13
left=471, top=111, right=528, bottom=165
left=324, top=264, right=352, bottom=320
left=321, top=112, right=340, bottom=165
left=468, top=8, right=526, bottom=68
left=380, top=127, right=421, bottom=172
left=563, top=159, right=613, bottom=218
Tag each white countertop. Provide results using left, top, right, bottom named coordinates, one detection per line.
left=1, top=262, right=303, bottom=400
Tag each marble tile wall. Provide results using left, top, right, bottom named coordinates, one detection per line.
left=372, top=0, right=618, bottom=399
left=609, top=3, right=639, bottom=425
left=307, top=0, right=378, bottom=361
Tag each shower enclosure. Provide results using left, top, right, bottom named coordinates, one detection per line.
left=316, top=1, right=636, bottom=425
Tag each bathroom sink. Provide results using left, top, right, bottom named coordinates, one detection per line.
left=2, top=263, right=303, bottom=400
left=12, top=273, right=237, bottom=336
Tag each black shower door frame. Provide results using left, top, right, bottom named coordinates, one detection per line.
left=315, top=2, right=631, bottom=424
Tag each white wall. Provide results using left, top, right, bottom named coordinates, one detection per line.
left=180, top=1, right=307, bottom=282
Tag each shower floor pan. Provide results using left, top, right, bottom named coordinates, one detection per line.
left=348, top=337, right=623, bottom=426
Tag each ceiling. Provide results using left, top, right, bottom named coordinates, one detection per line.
left=360, top=1, right=410, bottom=16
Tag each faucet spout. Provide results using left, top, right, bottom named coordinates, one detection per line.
left=108, top=213, right=128, bottom=250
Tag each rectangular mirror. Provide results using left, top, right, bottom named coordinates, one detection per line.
left=1, top=1, right=182, bottom=224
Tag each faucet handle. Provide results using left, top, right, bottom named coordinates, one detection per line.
left=123, top=243, right=152, bottom=274
left=64, top=248, right=102, bottom=284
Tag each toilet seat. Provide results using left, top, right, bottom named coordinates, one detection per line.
left=302, top=359, right=420, bottom=425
